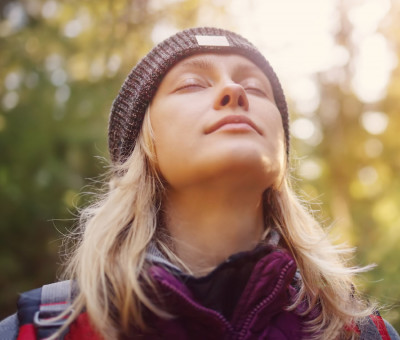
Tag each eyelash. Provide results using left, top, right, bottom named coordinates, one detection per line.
left=174, top=81, right=207, bottom=93
left=244, top=87, right=267, bottom=97
left=175, top=82, right=268, bottom=97
left=176, top=83, right=204, bottom=90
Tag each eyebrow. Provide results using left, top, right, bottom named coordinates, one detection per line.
left=177, top=56, right=268, bottom=81
left=176, top=56, right=216, bottom=72
left=234, top=63, right=265, bottom=78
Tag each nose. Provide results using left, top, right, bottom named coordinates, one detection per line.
left=213, top=83, right=249, bottom=111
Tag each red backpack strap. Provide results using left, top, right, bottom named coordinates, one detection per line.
left=344, top=321, right=361, bottom=335
left=369, top=312, right=391, bottom=340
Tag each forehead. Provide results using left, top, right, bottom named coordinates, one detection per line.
left=165, top=53, right=271, bottom=83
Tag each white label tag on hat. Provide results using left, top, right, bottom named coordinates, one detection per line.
left=195, top=35, right=230, bottom=47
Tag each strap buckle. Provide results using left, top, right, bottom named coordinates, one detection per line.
left=33, top=309, right=73, bottom=327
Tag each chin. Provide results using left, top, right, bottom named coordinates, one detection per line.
left=160, top=143, right=285, bottom=190
left=219, top=143, right=278, bottom=167
left=206, top=148, right=282, bottom=184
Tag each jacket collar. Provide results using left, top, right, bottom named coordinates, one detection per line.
left=145, top=229, right=281, bottom=274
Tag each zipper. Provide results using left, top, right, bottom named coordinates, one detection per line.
left=237, top=260, right=295, bottom=340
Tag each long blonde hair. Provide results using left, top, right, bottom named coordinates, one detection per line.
left=61, top=111, right=374, bottom=339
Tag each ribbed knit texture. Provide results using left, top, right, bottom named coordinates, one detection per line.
left=109, top=27, right=290, bottom=164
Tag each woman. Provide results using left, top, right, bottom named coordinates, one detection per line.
left=1, top=27, right=399, bottom=339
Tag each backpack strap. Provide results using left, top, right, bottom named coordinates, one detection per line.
left=16, top=280, right=73, bottom=340
left=33, top=280, right=73, bottom=339
left=368, top=312, right=391, bottom=340
left=357, top=311, right=399, bottom=340
left=0, top=313, right=19, bottom=340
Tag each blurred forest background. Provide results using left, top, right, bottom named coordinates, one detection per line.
left=1, top=0, right=399, bottom=330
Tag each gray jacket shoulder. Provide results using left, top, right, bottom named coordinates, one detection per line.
left=0, top=313, right=18, bottom=340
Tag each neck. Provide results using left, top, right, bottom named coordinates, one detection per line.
left=163, top=184, right=265, bottom=276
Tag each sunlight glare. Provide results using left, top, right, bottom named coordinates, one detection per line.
left=4, top=72, right=22, bottom=91
left=2, top=92, right=19, bottom=111
left=364, top=138, right=383, bottom=158
left=287, top=77, right=319, bottom=115
left=292, top=118, right=315, bottom=140
left=358, top=166, right=378, bottom=186
left=298, top=159, right=322, bottom=180
left=361, top=111, right=388, bottom=135
left=352, top=33, right=397, bottom=103
left=41, top=1, right=58, bottom=19
left=227, top=0, right=337, bottom=79
left=151, top=21, right=179, bottom=45
left=348, top=0, right=391, bottom=35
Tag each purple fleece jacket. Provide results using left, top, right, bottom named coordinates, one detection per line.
left=137, top=245, right=315, bottom=339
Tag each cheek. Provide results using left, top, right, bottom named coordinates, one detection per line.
left=269, top=125, right=285, bottom=156
left=151, top=114, right=196, bottom=185
left=262, top=109, right=285, bottom=151
left=261, top=110, right=286, bottom=175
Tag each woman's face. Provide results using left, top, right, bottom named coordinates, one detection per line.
left=149, top=53, right=286, bottom=191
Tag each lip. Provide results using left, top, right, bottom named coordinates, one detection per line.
left=205, top=115, right=262, bottom=135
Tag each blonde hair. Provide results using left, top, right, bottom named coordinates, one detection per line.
left=59, top=111, right=374, bottom=339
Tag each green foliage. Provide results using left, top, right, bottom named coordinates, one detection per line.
left=0, top=0, right=201, bottom=318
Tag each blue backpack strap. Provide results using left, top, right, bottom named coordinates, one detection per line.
left=33, top=280, right=73, bottom=339
left=0, top=313, right=19, bottom=340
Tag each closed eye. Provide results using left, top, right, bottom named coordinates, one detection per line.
left=174, top=79, right=207, bottom=93
left=244, top=87, right=268, bottom=97
left=176, top=83, right=204, bottom=91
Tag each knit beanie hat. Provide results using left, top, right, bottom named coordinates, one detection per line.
left=109, top=27, right=289, bottom=164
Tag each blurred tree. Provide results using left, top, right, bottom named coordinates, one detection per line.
left=0, top=0, right=204, bottom=318
left=291, top=0, right=400, bottom=329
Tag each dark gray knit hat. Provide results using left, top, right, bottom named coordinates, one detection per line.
left=109, top=27, right=289, bottom=164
